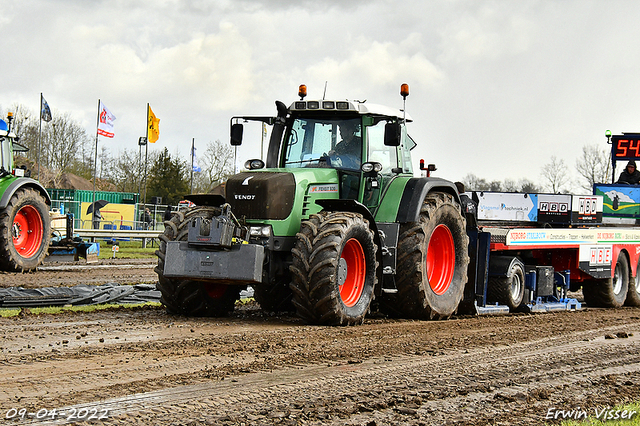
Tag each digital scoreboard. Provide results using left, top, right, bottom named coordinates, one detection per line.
left=611, top=133, right=640, bottom=161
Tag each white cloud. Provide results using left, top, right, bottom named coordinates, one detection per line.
left=3, top=0, right=640, bottom=187
left=308, top=39, right=442, bottom=94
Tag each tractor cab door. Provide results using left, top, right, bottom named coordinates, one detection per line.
left=361, top=118, right=403, bottom=210
left=0, top=136, right=12, bottom=172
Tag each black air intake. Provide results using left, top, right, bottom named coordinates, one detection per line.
left=226, top=172, right=296, bottom=220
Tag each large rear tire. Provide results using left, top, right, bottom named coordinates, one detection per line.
left=382, top=192, right=469, bottom=320
left=155, top=207, right=242, bottom=317
left=290, top=211, right=378, bottom=325
left=0, top=188, right=51, bottom=272
left=582, top=253, right=629, bottom=308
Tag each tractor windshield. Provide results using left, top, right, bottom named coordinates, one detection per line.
left=283, top=117, right=362, bottom=171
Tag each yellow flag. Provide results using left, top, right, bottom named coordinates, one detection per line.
left=147, top=105, right=160, bottom=143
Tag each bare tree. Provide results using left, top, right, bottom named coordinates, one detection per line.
left=576, top=143, right=611, bottom=191
left=541, top=156, right=572, bottom=193
left=50, top=112, right=91, bottom=172
left=462, top=173, right=541, bottom=193
left=105, top=148, right=147, bottom=193
left=193, top=139, right=235, bottom=193
left=1, top=103, right=91, bottom=180
left=518, top=178, right=541, bottom=193
left=502, top=178, right=518, bottom=192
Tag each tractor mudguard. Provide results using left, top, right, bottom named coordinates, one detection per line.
left=0, top=178, right=51, bottom=209
left=315, top=198, right=380, bottom=246
left=315, top=198, right=384, bottom=287
left=395, top=178, right=460, bottom=223
left=489, top=256, right=524, bottom=277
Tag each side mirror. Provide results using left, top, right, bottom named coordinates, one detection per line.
left=230, top=123, right=244, bottom=146
left=384, top=122, right=401, bottom=146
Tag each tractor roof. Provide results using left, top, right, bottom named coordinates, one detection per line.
left=288, top=100, right=412, bottom=122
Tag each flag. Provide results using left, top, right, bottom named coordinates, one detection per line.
left=147, top=105, right=160, bottom=143
left=191, top=146, right=201, bottom=172
left=97, top=101, right=116, bottom=138
left=41, top=95, right=52, bottom=122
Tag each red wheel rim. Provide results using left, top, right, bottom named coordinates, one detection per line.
left=12, top=205, right=44, bottom=258
left=203, top=283, right=227, bottom=299
left=339, top=238, right=366, bottom=307
left=426, top=224, right=455, bottom=295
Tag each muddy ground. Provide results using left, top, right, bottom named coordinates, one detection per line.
left=1, top=259, right=640, bottom=425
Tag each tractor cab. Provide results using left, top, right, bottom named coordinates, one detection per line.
left=234, top=85, right=416, bottom=208
left=0, top=113, right=29, bottom=178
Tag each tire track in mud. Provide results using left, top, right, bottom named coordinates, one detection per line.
left=21, top=323, right=640, bottom=426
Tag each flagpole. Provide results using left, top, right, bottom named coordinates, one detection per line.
left=38, top=93, right=42, bottom=180
left=190, top=138, right=195, bottom=194
left=91, top=99, right=100, bottom=235
left=142, top=103, right=149, bottom=208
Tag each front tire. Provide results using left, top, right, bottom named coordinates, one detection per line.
left=0, top=188, right=51, bottom=271
left=582, top=253, right=629, bottom=308
left=155, top=207, right=242, bottom=317
left=290, top=211, right=378, bottom=325
left=382, top=192, right=469, bottom=320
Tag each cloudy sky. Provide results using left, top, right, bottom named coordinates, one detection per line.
left=3, top=0, right=640, bottom=191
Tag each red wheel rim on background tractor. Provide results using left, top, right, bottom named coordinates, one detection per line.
left=427, top=224, right=455, bottom=295
left=204, top=283, right=228, bottom=299
left=339, top=238, right=366, bottom=307
left=12, top=205, right=44, bottom=258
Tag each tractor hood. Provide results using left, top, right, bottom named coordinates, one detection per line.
left=225, top=169, right=339, bottom=223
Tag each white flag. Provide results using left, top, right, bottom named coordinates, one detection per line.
left=191, top=146, right=201, bottom=172
left=97, top=101, right=116, bottom=138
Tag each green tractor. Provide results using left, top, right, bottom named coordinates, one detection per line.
left=0, top=113, right=51, bottom=271
left=156, top=84, right=470, bottom=325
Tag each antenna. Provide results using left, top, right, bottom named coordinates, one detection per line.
left=323, top=81, right=328, bottom=100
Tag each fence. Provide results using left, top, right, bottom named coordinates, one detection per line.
left=48, top=193, right=175, bottom=248
left=49, top=198, right=171, bottom=232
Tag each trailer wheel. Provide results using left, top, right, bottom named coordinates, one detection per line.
left=0, top=188, right=51, bottom=272
left=383, top=192, right=469, bottom=320
left=487, top=258, right=525, bottom=310
left=582, top=253, right=629, bottom=308
left=626, top=257, right=640, bottom=306
left=155, top=206, right=242, bottom=317
left=289, top=211, right=378, bottom=325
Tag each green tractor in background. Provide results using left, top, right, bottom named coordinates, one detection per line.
left=0, top=113, right=51, bottom=271
left=156, top=84, right=470, bottom=325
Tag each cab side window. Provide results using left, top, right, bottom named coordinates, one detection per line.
left=366, top=121, right=396, bottom=174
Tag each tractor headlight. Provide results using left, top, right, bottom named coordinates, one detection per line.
left=361, top=162, right=383, bottom=173
left=249, top=226, right=271, bottom=237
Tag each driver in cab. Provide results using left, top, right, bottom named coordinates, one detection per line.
left=617, top=160, right=640, bottom=185
left=328, top=120, right=362, bottom=170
